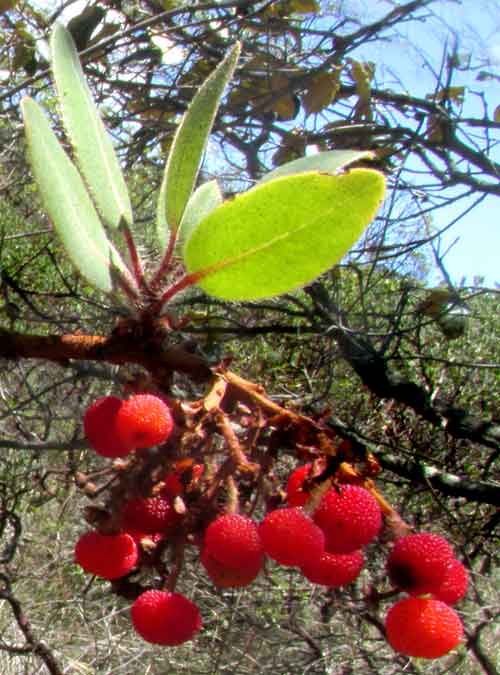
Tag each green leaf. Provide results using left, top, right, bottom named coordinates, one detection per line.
left=21, top=96, right=130, bottom=294
left=259, top=149, right=374, bottom=184
left=178, top=180, right=223, bottom=248
left=156, top=42, right=240, bottom=244
left=50, top=22, right=133, bottom=229
left=184, top=169, right=385, bottom=300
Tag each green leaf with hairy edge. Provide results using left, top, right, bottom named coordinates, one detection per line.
left=50, top=22, right=133, bottom=228
left=259, top=149, right=374, bottom=184
left=21, top=96, right=129, bottom=293
left=156, top=42, right=240, bottom=246
left=177, top=180, right=223, bottom=248
left=184, top=169, right=385, bottom=300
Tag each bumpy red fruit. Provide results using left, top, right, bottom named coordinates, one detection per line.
left=115, top=394, right=173, bottom=449
left=259, top=507, right=325, bottom=567
left=84, top=396, right=132, bottom=458
left=204, top=514, right=263, bottom=570
left=385, top=597, right=463, bottom=658
left=131, top=590, right=202, bottom=645
left=387, top=533, right=455, bottom=596
left=201, top=547, right=262, bottom=588
left=287, top=463, right=312, bottom=507
left=121, top=497, right=179, bottom=534
left=313, top=485, right=382, bottom=553
left=75, top=531, right=138, bottom=580
left=433, top=558, right=469, bottom=605
left=301, top=549, right=364, bottom=587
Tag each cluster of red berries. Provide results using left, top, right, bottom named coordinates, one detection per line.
left=75, top=396, right=468, bottom=657
left=83, top=393, right=174, bottom=458
left=286, top=463, right=467, bottom=659
left=384, top=532, right=467, bottom=658
left=78, top=393, right=204, bottom=646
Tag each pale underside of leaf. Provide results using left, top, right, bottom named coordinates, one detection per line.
left=178, top=180, right=223, bottom=247
left=21, top=96, right=128, bottom=294
left=156, top=42, right=241, bottom=247
left=259, top=149, right=374, bottom=184
left=184, top=169, right=385, bottom=301
left=50, top=22, right=133, bottom=229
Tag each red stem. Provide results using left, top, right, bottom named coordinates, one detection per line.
left=121, top=224, right=149, bottom=293
left=150, top=227, right=178, bottom=292
left=152, top=268, right=213, bottom=313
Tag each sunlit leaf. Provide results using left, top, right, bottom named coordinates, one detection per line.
left=156, top=42, right=240, bottom=245
left=494, top=105, right=500, bottom=123
left=50, top=23, right=133, bottom=229
left=21, top=97, right=130, bottom=294
left=184, top=169, right=386, bottom=300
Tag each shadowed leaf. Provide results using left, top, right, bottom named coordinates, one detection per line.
left=21, top=96, right=129, bottom=294
left=51, top=22, right=133, bottom=229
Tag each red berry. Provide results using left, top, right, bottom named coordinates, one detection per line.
left=286, top=463, right=312, bottom=506
left=75, top=531, right=138, bottom=580
left=259, top=507, right=324, bottom=567
left=433, top=558, right=469, bottom=605
left=121, top=497, right=179, bottom=534
left=115, top=394, right=173, bottom=449
left=84, top=396, right=132, bottom=458
left=204, top=514, right=263, bottom=570
left=385, top=597, right=463, bottom=658
left=301, top=550, right=364, bottom=587
left=201, top=547, right=262, bottom=588
left=387, top=533, right=455, bottom=596
left=313, top=485, right=382, bottom=553
left=131, top=590, right=202, bottom=646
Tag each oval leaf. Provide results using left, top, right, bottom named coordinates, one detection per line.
left=184, top=169, right=385, bottom=300
left=21, top=96, right=129, bottom=294
left=156, top=42, right=240, bottom=243
left=50, top=22, right=133, bottom=229
left=260, top=149, right=374, bottom=184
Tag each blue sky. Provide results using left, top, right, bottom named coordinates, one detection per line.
left=350, top=0, right=499, bottom=285
left=402, top=1, right=499, bottom=287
